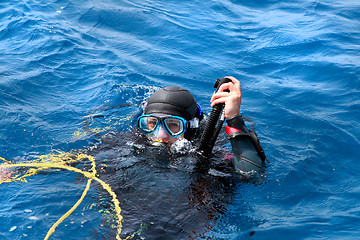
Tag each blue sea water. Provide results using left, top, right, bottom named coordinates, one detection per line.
left=1, top=0, right=360, bottom=239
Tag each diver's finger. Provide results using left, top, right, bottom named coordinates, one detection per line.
left=223, top=76, right=241, bottom=91
left=210, top=91, right=230, bottom=102
left=224, top=76, right=240, bottom=86
left=217, top=82, right=233, bottom=93
left=210, top=97, right=227, bottom=107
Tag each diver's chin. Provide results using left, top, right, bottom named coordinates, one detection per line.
left=147, top=138, right=172, bottom=148
left=150, top=141, right=168, bottom=147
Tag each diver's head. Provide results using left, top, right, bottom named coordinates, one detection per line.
left=137, top=86, right=203, bottom=145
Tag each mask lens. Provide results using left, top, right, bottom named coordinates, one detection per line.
left=164, top=117, right=184, bottom=136
left=138, top=116, right=159, bottom=133
left=138, top=115, right=186, bottom=137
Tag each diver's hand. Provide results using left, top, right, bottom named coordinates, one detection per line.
left=210, top=76, right=241, bottom=119
left=0, top=164, right=13, bottom=182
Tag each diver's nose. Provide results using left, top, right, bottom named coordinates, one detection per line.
left=157, top=125, right=170, bottom=139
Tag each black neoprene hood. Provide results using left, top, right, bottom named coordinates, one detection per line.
left=144, top=86, right=197, bottom=120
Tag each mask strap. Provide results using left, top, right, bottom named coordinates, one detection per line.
left=188, top=118, right=199, bottom=128
left=140, top=101, right=147, bottom=111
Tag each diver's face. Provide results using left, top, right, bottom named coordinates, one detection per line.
left=149, top=124, right=184, bottom=146
left=145, top=115, right=185, bottom=146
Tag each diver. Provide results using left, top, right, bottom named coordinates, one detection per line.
left=137, top=76, right=267, bottom=175
left=75, top=76, right=268, bottom=239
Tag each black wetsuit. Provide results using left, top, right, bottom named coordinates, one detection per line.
left=84, top=130, right=239, bottom=239
left=225, top=114, right=267, bottom=174
left=81, top=113, right=267, bottom=239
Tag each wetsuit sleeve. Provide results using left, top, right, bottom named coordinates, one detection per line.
left=225, top=114, right=267, bottom=173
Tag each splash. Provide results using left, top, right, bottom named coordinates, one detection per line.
left=170, top=138, right=194, bottom=154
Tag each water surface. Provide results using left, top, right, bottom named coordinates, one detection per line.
left=1, top=0, right=359, bottom=239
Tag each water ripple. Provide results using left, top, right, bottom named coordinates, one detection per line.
left=1, top=0, right=360, bottom=239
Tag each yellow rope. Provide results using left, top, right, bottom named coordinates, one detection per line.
left=0, top=114, right=143, bottom=239
left=93, top=175, right=123, bottom=240
left=0, top=158, right=125, bottom=240
left=44, top=179, right=93, bottom=240
left=0, top=157, right=11, bottom=164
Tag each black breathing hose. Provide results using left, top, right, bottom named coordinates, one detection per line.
left=197, top=77, right=232, bottom=157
